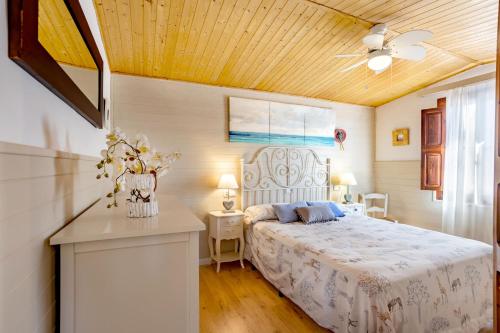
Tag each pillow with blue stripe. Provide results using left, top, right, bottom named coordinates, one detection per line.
left=306, top=201, right=345, bottom=217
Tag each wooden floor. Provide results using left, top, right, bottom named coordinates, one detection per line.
left=200, top=261, right=329, bottom=333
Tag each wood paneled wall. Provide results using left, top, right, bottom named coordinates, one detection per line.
left=112, top=74, right=375, bottom=259
left=374, top=160, right=442, bottom=231
left=0, top=142, right=104, bottom=332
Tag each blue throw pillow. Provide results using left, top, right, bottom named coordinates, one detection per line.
left=306, top=201, right=345, bottom=217
left=272, top=201, right=308, bottom=223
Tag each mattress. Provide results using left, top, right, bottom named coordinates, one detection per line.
left=244, top=215, right=493, bottom=333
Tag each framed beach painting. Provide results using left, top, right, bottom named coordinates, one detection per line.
left=228, top=97, right=270, bottom=144
left=270, top=102, right=305, bottom=145
left=229, top=97, right=335, bottom=146
left=305, top=106, right=335, bottom=145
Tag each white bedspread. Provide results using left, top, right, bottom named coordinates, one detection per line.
left=244, top=215, right=492, bottom=333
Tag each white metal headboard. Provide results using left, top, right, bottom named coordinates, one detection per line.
left=240, top=147, right=331, bottom=209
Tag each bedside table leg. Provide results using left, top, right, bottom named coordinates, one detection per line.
left=208, top=237, right=214, bottom=259
left=216, top=238, right=221, bottom=273
left=239, top=236, right=245, bottom=269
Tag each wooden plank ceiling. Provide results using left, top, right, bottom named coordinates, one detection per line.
left=38, top=0, right=97, bottom=69
left=94, top=0, right=497, bottom=106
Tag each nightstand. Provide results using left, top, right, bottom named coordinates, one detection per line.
left=338, top=202, right=366, bottom=216
left=208, top=210, right=245, bottom=273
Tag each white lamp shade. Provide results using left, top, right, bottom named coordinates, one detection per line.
left=217, top=174, right=239, bottom=189
left=339, top=172, right=357, bottom=186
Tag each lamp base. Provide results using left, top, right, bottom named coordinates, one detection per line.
left=343, top=193, right=353, bottom=204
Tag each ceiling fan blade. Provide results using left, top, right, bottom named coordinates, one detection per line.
left=340, top=59, right=368, bottom=73
left=388, top=30, right=433, bottom=49
left=392, top=45, right=426, bottom=61
left=335, top=53, right=364, bottom=58
left=362, top=33, right=385, bottom=50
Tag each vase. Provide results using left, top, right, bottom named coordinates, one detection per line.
left=124, top=173, right=158, bottom=218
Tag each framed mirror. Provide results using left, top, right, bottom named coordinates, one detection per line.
left=8, top=0, right=104, bottom=128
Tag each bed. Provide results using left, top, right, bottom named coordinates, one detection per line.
left=240, top=147, right=493, bottom=333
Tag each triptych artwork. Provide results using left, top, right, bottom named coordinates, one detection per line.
left=229, top=97, right=336, bottom=146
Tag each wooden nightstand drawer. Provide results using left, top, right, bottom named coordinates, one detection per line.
left=220, top=225, right=241, bottom=239
left=221, top=216, right=242, bottom=227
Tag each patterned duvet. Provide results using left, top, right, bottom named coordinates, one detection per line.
left=244, top=215, right=492, bottom=333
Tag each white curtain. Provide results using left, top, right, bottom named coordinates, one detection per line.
left=442, top=80, right=495, bottom=244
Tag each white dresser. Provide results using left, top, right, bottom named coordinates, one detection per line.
left=50, top=195, right=205, bottom=333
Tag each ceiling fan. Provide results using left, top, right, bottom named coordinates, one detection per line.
left=337, top=24, right=433, bottom=74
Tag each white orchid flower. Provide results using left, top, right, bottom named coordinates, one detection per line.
left=149, top=151, right=164, bottom=169
left=134, top=133, right=151, bottom=154
left=112, top=158, right=125, bottom=178
left=106, top=127, right=126, bottom=145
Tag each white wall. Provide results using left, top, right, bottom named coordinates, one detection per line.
left=0, top=1, right=110, bottom=332
left=374, top=64, right=495, bottom=230
left=112, top=74, right=375, bottom=259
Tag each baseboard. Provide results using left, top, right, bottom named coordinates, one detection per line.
left=199, top=257, right=212, bottom=266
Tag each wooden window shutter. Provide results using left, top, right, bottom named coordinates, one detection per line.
left=421, top=98, right=446, bottom=199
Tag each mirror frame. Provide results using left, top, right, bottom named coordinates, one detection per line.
left=8, top=0, right=104, bottom=128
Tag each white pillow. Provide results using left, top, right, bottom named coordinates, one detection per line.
left=244, top=204, right=278, bottom=224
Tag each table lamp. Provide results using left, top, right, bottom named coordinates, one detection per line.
left=339, top=172, right=357, bottom=203
left=217, top=174, right=239, bottom=213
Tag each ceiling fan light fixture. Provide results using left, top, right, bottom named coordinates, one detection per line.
left=337, top=24, right=431, bottom=73
left=367, top=50, right=392, bottom=71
